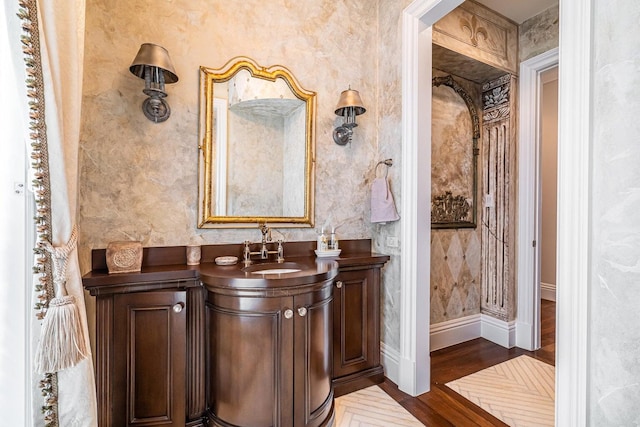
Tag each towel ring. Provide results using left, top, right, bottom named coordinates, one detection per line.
left=375, top=158, right=393, bottom=178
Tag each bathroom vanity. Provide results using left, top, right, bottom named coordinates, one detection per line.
left=202, top=257, right=336, bottom=427
left=83, top=239, right=388, bottom=427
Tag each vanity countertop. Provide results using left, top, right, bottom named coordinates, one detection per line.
left=83, top=239, right=389, bottom=295
left=199, top=256, right=338, bottom=290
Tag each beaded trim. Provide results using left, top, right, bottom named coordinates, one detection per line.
left=17, top=0, right=59, bottom=424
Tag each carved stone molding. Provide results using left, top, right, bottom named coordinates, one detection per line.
left=480, top=74, right=517, bottom=322
left=433, top=1, right=518, bottom=75
left=431, top=191, right=471, bottom=223
left=460, top=14, right=492, bottom=49
left=431, top=75, right=479, bottom=229
left=482, top=73, right=511, bottom=123
left=433, top=75, right=481, bottom=140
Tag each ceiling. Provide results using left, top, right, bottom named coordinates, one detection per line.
left=474, top=0, right=558, bottom=24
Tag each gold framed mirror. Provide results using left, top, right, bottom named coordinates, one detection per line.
left=198, top=57, right=316, bottom=228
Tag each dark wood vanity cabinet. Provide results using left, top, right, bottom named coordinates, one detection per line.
left=332, top=257, right=389, bottom=397
left=205, top=280, right=334, bottom=427
left=85, top=242, right=387, bottom=426
left=112, top=290, right=186, bottom=427
left=84, top=270, right=206, bottom=427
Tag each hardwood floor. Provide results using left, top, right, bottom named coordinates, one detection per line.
left=380, top=299, right=556, bottom=426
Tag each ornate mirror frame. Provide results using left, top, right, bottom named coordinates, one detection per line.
left=431, top=75, right=480, bottom=229
left=198, top=57, right=316, bottom=228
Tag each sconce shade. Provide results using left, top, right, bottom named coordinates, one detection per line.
left=334, top=89, right=366, bottom=116
left=129, top=43, right=178, bottom=123
left=333, top=88, right=366, bottom=146
left=129, top=43, right=178, bottom=84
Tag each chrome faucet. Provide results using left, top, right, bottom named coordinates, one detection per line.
left=243, top=224, right=285, bottom=264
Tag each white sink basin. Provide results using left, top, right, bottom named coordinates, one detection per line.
left=251, top=268, right=302, bottom=275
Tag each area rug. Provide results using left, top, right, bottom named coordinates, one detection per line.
left=446, top=355, right=555, bottom=426
left=334, top=385, right=424, bottom=426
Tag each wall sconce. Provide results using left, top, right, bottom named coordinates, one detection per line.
left=333, top=88, right=366, bottom=146
left=129, top=43, right=178, bottom=123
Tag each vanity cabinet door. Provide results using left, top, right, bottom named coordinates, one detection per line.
left=293, top=289, right=333, bottom=427
left=113, top=291, right=186, bottom=427
left=332, top=267, right=384, bottom=396
left=206, top=281, right=333, bottom=427
left=207, top=293, right=293, bottom=427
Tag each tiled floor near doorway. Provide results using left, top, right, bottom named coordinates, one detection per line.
left=376, top=300, right=556, bottom=426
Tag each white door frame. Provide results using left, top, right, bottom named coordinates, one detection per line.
left=1, top=1, right=33, bottom=423
left=399, top=0, right=463, bottom=396
left=555, top=0, right=590, bottom=424
left=516, top=48, right=558, bottom=351
left=401, top=0, right=590, bottom=423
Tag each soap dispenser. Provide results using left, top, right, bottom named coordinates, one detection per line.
left=317, top=227, right=328, bottom=251
left=329, top=227, right=338, bottom=250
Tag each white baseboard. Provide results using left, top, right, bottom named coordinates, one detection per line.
left=429, top=314, right=481, bottom=351
left=515, top=319, right=536, bottom=351
left=481, top=314, right=516, bottom=348
left=380, top=341, right=400, bottom=385
left=427, top=313, right=516, bottom=351
left=541, top=282, right=556, bottom=301
left=383, top=314, right=517, bottom=384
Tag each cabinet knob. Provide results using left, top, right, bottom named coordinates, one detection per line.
left=335, top=280, right=343, bottom=289
left=297, top=307, right=307, bottom=317
left=172, top=302, right=184, bottom=313
left=283, top=308, right=294, bottom=319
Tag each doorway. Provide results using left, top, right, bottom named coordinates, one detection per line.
left=515, top=48, right=558, bottom=351
left=400, top=0, right=591, bottom=423
left=539, top=66, right=558, bottom=304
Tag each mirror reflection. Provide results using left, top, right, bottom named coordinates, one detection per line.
left=198, top=57, right=316, bottom=228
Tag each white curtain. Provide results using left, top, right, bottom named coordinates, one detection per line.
left=28, top=0, right=97, bottom=425
left=0, top=1, right=31, bottom=424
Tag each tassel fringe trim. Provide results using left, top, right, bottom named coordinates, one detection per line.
left=34, top=296, right=89, bottom=374
left=18, top=0, right=59, bottom=424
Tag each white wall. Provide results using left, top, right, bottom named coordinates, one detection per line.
left=540, top=67, right=557, bottom=298
left=0, top=1, right=31, bottom=424
left=589, top=1, right=640, bottom=423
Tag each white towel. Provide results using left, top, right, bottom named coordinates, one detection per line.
left=370, top=177, right=400, bottom=223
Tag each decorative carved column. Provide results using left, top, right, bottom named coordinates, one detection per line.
left=481, top=74, right=517, bottom=321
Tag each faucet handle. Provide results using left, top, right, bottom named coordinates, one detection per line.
left=243, top=240, right=252, bottom=263
left=276, top=239, right=285, bottom=263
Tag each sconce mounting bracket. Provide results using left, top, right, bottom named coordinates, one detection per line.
left=142, top=97, right=171, bottom=123
left=333, top=125, right=351, bottom=145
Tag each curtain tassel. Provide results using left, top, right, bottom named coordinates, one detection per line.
left=34, top=295, right=89, bottom=373
left=34, top=225, right=89, bottom=373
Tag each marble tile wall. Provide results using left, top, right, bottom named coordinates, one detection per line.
left=227, top=111, right=284, bottom=216
left=431, top=229, right=482, bottom=322
left=78, top=0, right=380, bottom=250
left=79, top=0, right=381, bottom=249
left=429, top=3, right=561, bottom=326
left=375, top=0, right=414, bottom=350
left=519, top=5, right=559, bottom=62
left=590, top=2, right=640, bottom=423
left=480, top=74, right=517, bottom=322
left=78, top=0, right=561, bottom=354
left=79, top=0, right=405, bottom=347
left=430, top=69, right=483, bottom=323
